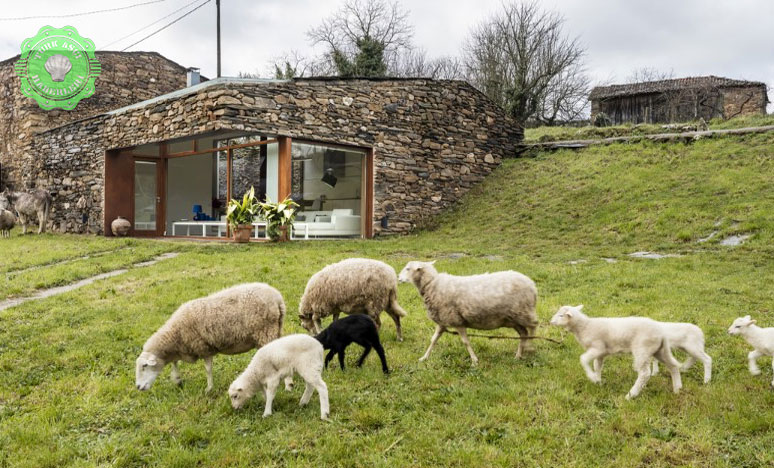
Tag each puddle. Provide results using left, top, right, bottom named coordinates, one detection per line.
left=482, top=255, right=504, bottom=261
left=0, top=252, right=179, bottom=312
left=602, top=257, right=618, bottom=263
left=720, top=234, right=751, bottom=246
left=568, top=259, right=587, bottom=265
left=697, top=231, right=718, bottom=243
left=628, top=251, right=681, bottom=259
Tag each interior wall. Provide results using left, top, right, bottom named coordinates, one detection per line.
left=266, top=143, right=279, bottom=201
left=302, top=155, right=362, bottom=213
left=166, top=153, right=214, bottom=234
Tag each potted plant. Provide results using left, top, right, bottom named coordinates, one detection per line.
left=256, top=196, right=299, bottom=242
left=226, top=187, right=258, bottom=243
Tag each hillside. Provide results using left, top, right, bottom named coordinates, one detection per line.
left=2, top=133, right=774, bottom=467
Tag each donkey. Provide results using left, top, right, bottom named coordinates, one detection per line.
left=1, top=189, right=52, bottom=234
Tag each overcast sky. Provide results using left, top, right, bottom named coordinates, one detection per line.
left=0, top=0, right=772, bottom=108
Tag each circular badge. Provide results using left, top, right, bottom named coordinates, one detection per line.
left=14, top=26, right=101, bottom=111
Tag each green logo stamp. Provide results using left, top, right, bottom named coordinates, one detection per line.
left=14, top=26, right=101, bottom=111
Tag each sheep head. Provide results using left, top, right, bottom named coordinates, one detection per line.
left=728, top=315, right=755, bottom=335
left=298, top=313, right=316, bottom=333
left=398, top=260, right=436, bottom=284
left=550, top=305, right=583, bottom=327
left=135, top=351, right=166, bottom=391
left=228, top=374, right=255, bottom=410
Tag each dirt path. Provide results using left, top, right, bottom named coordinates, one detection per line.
left=0, top=252, right=179, bottom=312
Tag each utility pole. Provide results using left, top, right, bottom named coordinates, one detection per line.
left=216, top=0, right=221, bottom=78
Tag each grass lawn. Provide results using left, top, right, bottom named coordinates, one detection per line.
left=2, top=133, right=774, bottom=467
left=524, top=114, right=774, bottom=142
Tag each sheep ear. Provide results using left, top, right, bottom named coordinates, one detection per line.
left=744, top=315, right=751, bottom=320
left=576, top=304, right=584, bottom=310
left=750, top=320, right=757, bottom=325
left=564, top=310, right=573, bottom=318
left=429, top=260, right=436, bottom=265
left=147, top=357, right=157, bottom=366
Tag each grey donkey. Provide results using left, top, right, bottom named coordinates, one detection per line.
left=1, top=189, right=52, bottom=234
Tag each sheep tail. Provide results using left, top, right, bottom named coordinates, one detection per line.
left=388, top=288, right=407, bottom=318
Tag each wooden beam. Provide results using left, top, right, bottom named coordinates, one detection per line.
left=277, top=136, right=292, bottom=201
left=164, top=138, right=278, bottom=159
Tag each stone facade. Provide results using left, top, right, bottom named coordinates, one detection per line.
left=590, top=76, right=768, bottom=125
left=0, top=51, right=188, bottom=193
left=26, top=77, right=521, bottom=235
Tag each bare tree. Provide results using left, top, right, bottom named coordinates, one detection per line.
left=627, top=67, right=674, bottom=83
left=392, top=49, right=464, bottom=80
left=463, top=1, right=588, bottom=126
left=536, top=62, right=590, bottom=124
left=307, top=0, right=414, bottom=75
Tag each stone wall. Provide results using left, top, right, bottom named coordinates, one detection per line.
left=0, top=51, right=188, bottom=192
left=721, top=85, right=768, bottom=119
left=29, top=78, right=522, bottom=235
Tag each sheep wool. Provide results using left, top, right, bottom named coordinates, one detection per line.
left=0, top=209, right=14, bottom=237
left=229, top=334, right=329, bottom=420
left=136, top=282, right=286, bottom=392
left=650, top=321, right=712, bottom=383
left=399, top=260, right=539, bottom=365
left=728, top=315, right=774, bottom=386
left=299, top=258, right=407, bottom=341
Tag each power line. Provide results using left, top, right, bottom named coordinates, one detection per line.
left=100, top=0, right=207, bottom=50
left=0, top=0, right=168, bottom=21
left=121, top=0, right=212, bottom=51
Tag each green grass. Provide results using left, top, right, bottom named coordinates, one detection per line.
left=524, top=114, right=774, bottom=142
left=2, top=133, right=774, bottom=466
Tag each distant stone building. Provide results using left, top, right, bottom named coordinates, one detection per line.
left=589, top=76, right=769, bottom=125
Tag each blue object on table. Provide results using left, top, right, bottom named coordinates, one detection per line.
left=192, top=205, right=203, bottom=214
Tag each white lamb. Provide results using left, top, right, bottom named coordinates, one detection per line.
left=550, top=305, right=682, bottom=399
left=650, top=321, right=712, bottom=383
left=136, top=283, right=288, bottom=393
left=728, top=315, right=774, bottom=386
left=229, top=334, right=330, bottom=420
left=398, top=260, right=539, bottom=365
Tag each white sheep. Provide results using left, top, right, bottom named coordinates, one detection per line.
left=136, top=283, right=289, bottom=393
left=728, top=315, right=774, bottom=386
left=398, top=260, right=539, bottom=365
left=650, top=321, right=712, bottom=383
left=299, top=258, right=408, bottom=341
left=0, top=209, right=14, bottom=237
left=550, top=305, right=682, bottom=399
left=229, top=334, right=330, bottom=420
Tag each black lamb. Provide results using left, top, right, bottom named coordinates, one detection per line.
left=314, top=315, right=390, bottom=374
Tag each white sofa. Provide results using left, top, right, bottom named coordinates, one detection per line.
left=295, top=209, right=361, bottom=237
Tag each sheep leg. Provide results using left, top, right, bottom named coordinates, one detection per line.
left=332, top=312, right=340, bottom=321
left=653, top=345, right=683, bottom=394
left=388, top=313, right=403, bottom=342
left=456, top=327, right=479, bottom=366
left=262, top=378, right=280, bottom=418
left=770, top=358, right=774, bottom=388
left=748, top=350, right=762, bottom=375
left=372, top=313, right=382, bottom=330
left=314, top=378, right=330, bottom=420
left=296, top=366, right=329, bottom=420
left=356, top=345, right=372, bottom=367
left=594, top=358, right=605, bottom=380
left=514, top=325, right=529, bottom=358
left=650, top=359, right=659, bottom=376
left=373, top=340, right=390, bottom=374
left=419, top=325, right=446, bottom=362
left=170, top=361, right=182, bottom=386
left=626, top=365, right=652, bottom=400
left=324, top=350, right=336, bottom=369
left=580, top=349, right=605, bottom=383
left=203, top=357, right=213, bottom=393
left=299, top=382, right=314, bottom=406
left=337, top=350, right=346, bottom=371
left=284, top=374, right=295, bottom=391
left=684, top=345, right=712, bottom=383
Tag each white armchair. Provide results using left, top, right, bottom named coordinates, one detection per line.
left=296, top=209, right=361, bottom=237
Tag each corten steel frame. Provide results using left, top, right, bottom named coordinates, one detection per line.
left=104, top=134, right=375, bottom=239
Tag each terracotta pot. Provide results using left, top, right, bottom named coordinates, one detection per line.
left=111, top=216, right=131, bottom=237
left=277, top=225, right=290, bottom=242
left=233, top=225, right=253, bottom=243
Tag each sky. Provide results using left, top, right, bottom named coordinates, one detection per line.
left=0, top=0, right=772, bottom=109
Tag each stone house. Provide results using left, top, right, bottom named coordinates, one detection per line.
left=1, top=52, right=521, bottom=239
left=589, top=76, right=769, bottom=125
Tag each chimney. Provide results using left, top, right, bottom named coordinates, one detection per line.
left=186, top=67, right=201, bottom=87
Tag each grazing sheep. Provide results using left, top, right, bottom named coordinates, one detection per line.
left=315, top=314, right=390, bottom=374
left=398, top=260, right=538, bottom=365
left=2, top=189, right=51, bottom=234
left=0, top=209, right=14, bottom=237
left=650, top=321, right=712, bottom=383
left=136, top=283, right=288, bottom=393
left=229, top=334, right=330, bottom=420
left=550, top=305, right=682, bottom=399
left=299, top=258, right=407, bottom=341
left=728, top=315, right=774, bottom=386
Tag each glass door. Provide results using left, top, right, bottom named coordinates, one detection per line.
left=134, top=160, right=161, bottom=235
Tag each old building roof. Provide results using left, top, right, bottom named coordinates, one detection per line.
left=590, top=75, right=767, bottom=100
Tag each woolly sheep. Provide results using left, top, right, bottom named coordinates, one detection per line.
left=728, top=315, right=774, bottom=386
left=299, top=258, right=408, bottom=341
left=136, top=283, right=288, bottom=393
left=398, top=260, right=539, bottom=365
left=550, top=305, right=682, bottom=399
left=0, top=209, right=14, bottom=237
left=650, top=321, right=712, bottom=383
left=229, top=334, right=330, bottom=420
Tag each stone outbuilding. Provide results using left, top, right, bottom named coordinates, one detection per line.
left=1, top=51, right=521, bottom=239
left=590, top=76, right=769, bottom=125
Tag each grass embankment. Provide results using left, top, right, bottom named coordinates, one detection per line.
left=524, top=114, right=774, bottom=142
left=1, top=133, right=774, bottom=467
